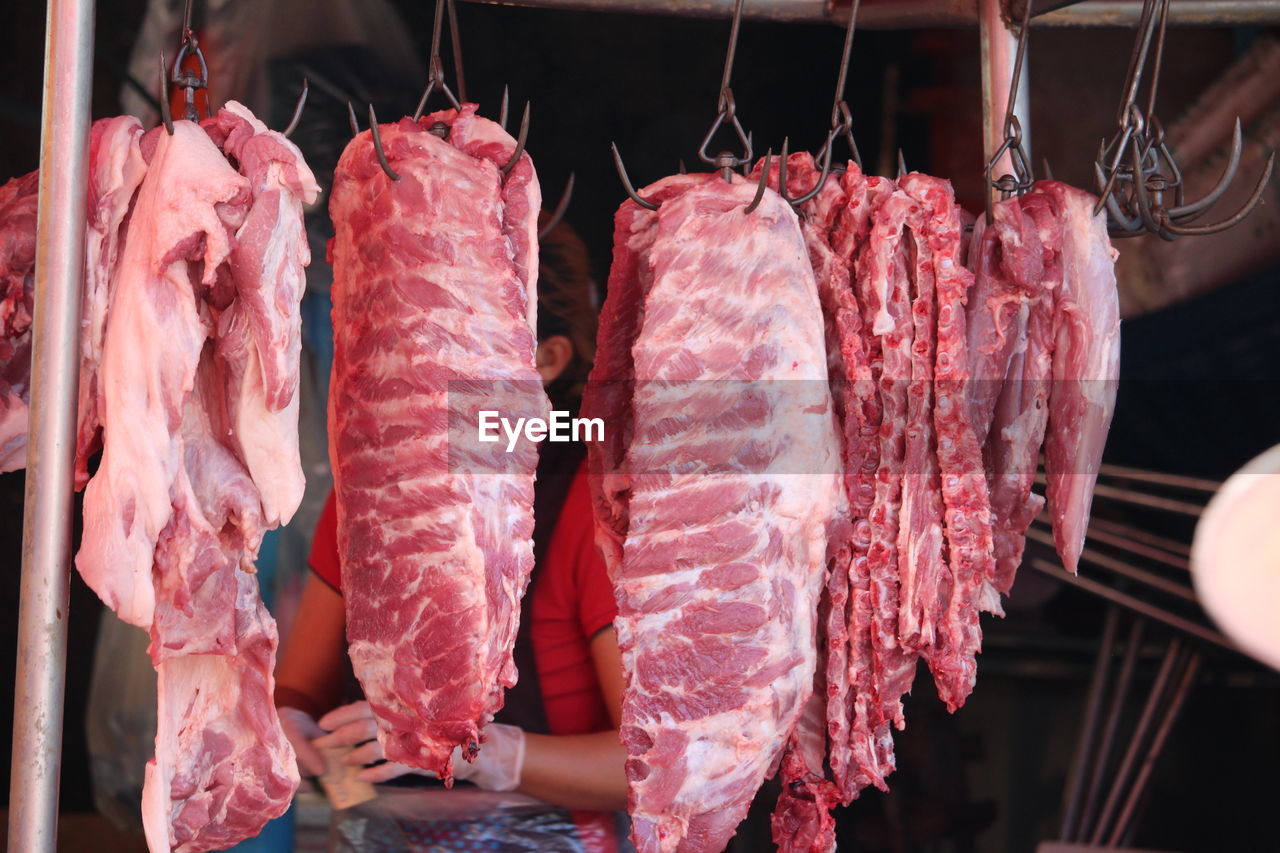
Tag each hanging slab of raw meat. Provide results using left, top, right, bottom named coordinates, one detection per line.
left=77, top=115, right=149, bottom=485
left=203, top=101, right=317, bottom=527
left=143, top=348, right=297, bottom=853
left=979, top=191, right=1056, bottom=597
left=828, top=164, right=896, bottom=799
left=899, top=173, right=995, bottom=713
left=583, top=173, right=843, bottom=853
left=850, top=174, right=920, bottom=762
left=77, top=120, right=253, bottom=630
left=0, top=117, right=148, bottom=481
left=327, top=103, right=546, bottom=776
left=1035, top=181, right=1121, bottom=574
left=896, top=177, right=948, bottom=648
left=0, top=169, right=37, bottom=473
left=750, top=152, right=855, bottom=851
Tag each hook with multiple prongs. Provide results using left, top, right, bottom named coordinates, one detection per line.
left=769, top=0, right=861, bottom=211
left=413, top=0, right=463, bottom=122
left=611, top=0, right=767, bottom=213
left=1094, top=0, right=1275, bottom=240
left=696, top=0, right=755, bottom=181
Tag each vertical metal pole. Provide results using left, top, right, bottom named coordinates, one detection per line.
left=8, top=0, right=95, bottom=850
left=980, top=0, right=1031, bottom=206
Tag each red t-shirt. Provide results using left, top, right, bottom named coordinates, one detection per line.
left=309, top=464, right=618, bottom=735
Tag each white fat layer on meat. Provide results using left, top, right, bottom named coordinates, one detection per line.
left=77, top=122, right=249, bottom=628
left=615, top=177, right=844, bottom=852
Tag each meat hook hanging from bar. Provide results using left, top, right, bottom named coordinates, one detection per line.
left=611, top=0, right=771, bottom=214
left=815, top=0, right=862, bottom=173
left=984, top=0, right=1035, bottom=218
left=1093, top=0, right=1275, bottom=239
left=696, top=0, right=755, bottom=182
left=413, top=0, right=464, bottom=121
left=157, top=0, right=207, bottom=135
left=399, top=0, right=537, bottom=182
left=769, top=0, right=862, bottom=209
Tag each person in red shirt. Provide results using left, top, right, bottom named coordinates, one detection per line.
left=274, top=218, right=630, bottom=848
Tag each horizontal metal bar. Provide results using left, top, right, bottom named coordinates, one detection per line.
left=1098, top=464, right=1220, bottom=493
left=457, top=0, right=836, bottom=24
left=1076, top=523, right=1192, bottom=572
left=1035, top=1, right=1280, bottom=27
left=1088, top=517, right=1192, bottom=558
left=1092, top=482, right=1205, bottom=517
left=456, top=0, right=1280, bottom=27
left=1036, top=473, right=1206, bottom=516
left=1028, top=524, right=1198, bottom=601
left=1037, top=512, right=1193, bottom=570
left=1028, top=557, right=1237, bottom=653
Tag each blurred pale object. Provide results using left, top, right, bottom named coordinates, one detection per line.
left=1191, top=443, right=1280, bottom=671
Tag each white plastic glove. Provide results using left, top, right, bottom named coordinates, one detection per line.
left=277, top=706, right=327, bottom=778
left=314, top=701, right=526, bottom=790
left=452, top=722, right=526, bottom=792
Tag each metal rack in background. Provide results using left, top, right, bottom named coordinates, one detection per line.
left=1024, top=463, right=1265, bottom=850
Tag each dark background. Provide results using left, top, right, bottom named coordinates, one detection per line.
left=1, top=1, right=1278, bottom=851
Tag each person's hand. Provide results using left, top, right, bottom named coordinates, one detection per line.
left=453, top=722, right=525, bottom=792
left=277, top=707, right=326, bottom=778
left=314, top=701, right=526, bottom=790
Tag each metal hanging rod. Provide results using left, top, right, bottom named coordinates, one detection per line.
left=9, top=0, right=96, bottom=851
left=453, top=0, right=1280, bottom=28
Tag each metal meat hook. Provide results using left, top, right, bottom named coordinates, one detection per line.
left=813, top=0, right=863, bottom=173
left=1093, top=0, right=1275, bottom=239
left=413, top=0, right=464, bottom=122
left=611, top=0, right=765, bottom=214
left=696, top=0, right=755, bottom=180
left=985, top=0, right=1035, bottom=216
left=772, top=0, right=861, bottom=210
left=282, top=78, right=309, bottom=138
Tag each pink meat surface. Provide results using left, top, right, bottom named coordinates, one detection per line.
left=904, top=174, right=994, bottom=712
left=1036, top=181, right=1121, bottom=573
left=76, top=116, right=148, bottom=485
left=852, top=177, right=918, bottom=744
left=327, top=104, right=547, bottom=775
left=77, top=121, right=251, bottom=630
left=0, top=169, right=37, bottom=473
left=143, top=353, right=296, bottom=853
left=965, top=197, right=1045, bottom=446
left=204, top=101, right=319, bottom=526
left=585, top=175, right=842, bottom=853
left=984, top=191, right=1059, bottom=595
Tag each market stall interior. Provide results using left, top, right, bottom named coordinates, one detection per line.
left=1, top=0, right=1278, bottom=851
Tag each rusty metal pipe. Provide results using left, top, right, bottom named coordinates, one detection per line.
left=1075, top=615, right=1145, bottom=841
left=455, top=0, right=1280, bottom=28
left=1027, top=524, right=1198, bottom=601
left=1058, top=605, right=1121, bottom=841
left=7, top=0, right=95, bottom=850
left=1089, top=638, right=1183, bottom=845
left=1107, top=651, right=1202, bottom=845
left=1028, top=558, right=1235, bottom=652
left=1088, top=516, right=1192, bottom=558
